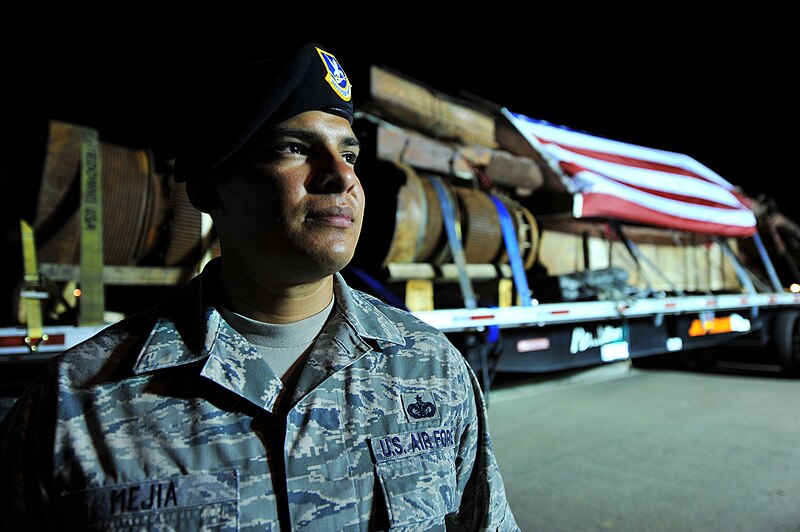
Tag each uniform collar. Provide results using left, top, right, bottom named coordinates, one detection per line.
left=330, top=271, right=405, bottom=347
left=132, top=259, right=405, bottom=409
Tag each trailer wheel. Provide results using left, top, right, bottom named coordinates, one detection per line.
left=773, top=311, right=800, bottom=376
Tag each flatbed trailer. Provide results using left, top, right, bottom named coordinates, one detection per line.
left=412, top=290, right=800, bottom=390
left=4, top=273, right=798, bottom=400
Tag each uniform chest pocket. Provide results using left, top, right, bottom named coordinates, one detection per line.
left=59, top=470, right=239, bottom=531
left=374, top=450, right=457, bottom=529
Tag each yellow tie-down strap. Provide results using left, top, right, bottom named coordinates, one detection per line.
left=19, top=219, right=47, bottom=351
left=78, top=126, right=105, bottom=326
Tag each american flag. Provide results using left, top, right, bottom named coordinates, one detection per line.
left=502, top=109, right=757, bottom=237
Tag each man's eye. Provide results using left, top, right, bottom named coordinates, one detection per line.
left=275, top=142, right=305, bottom=155
left=343, top=152, right=358, bottom=164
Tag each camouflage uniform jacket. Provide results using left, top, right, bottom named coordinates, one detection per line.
left=0, top=261, right=519, bottom=531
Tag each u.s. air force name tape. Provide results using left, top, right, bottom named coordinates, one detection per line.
left=369, top=426, right=456, bottom=463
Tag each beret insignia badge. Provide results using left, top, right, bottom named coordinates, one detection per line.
left=316, top=46, right=351, bottom=102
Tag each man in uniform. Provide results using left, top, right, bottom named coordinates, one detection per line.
left=0, top=41, right=519, bottom=530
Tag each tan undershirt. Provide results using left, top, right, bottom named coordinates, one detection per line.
left=218, top=298, right=335, bottom=384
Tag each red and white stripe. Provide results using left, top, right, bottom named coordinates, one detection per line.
left=503, top=109, right=757, bottom=237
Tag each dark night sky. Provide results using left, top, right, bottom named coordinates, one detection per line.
left=7, top=8, right=798, bottom=224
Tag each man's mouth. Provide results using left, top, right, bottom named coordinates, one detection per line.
left=306, top=206, right=356, bottom=227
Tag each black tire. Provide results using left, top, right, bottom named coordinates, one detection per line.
left=681, top=347, right=718, bottom=372
left=773, top=310, right=800, bottom=376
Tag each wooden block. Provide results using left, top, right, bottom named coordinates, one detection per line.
left=376, top=124, right=488, bottom=178
left=483, top=149, right=544, bottom=191
left=498, top=278, right=513, bottom=307
left=368, top=66, right=497, bottom=148
left=537, top=230, right=584, bottom=275
left=405, top=279, right=434, bottom=312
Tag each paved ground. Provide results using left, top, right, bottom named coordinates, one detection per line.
left=487, top=362, right=800, bottom=531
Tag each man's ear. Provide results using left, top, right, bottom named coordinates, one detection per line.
left=186, top=176, right=220, bottom=214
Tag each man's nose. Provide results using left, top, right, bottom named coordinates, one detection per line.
left=313, top=154, right=357, bottom=193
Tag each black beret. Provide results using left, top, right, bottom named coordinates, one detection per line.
left=173, top=42, right=353, bottom=183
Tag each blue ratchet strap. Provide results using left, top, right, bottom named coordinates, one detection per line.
left=428, top=177, right=478, bottom=309
left=750, top=231, right=784, bottom=292
left=490, top=194, right=532, bottom=306
left=487, top=322, right=500, bottom=342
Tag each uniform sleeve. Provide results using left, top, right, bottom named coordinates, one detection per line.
left=448, top=352, right=520, bottom=531
left=0, top=361, right=60, bottom=530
